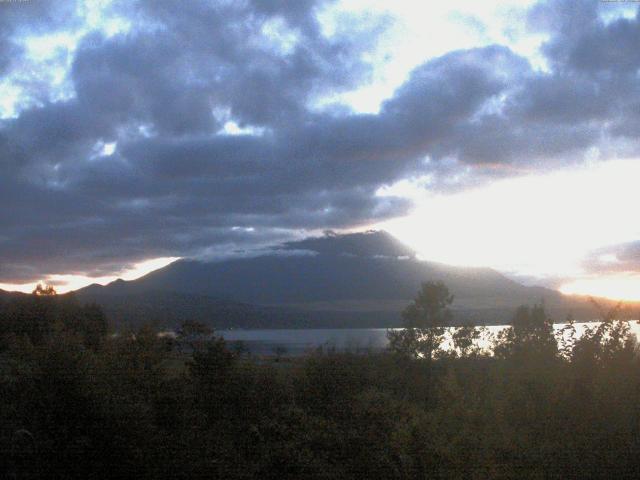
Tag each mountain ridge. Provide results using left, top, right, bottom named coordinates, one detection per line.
left=71, top=230, right=617, bottom=328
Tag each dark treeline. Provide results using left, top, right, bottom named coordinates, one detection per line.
left=1, top=283, right=640, bottom=479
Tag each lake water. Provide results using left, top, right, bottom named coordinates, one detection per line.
left=218, top=321, right=640, bottom=356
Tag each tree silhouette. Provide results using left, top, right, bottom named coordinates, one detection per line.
left=387, top=281, right=453, bottom=361
left=176, top=320, right=213, bottom=353
left=32, top=283, right=57, bottom=296
left=493, top=304, right=557, bottom=360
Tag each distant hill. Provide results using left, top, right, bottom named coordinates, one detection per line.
left=75, top=230, right=616, bottom=329
left=0, top=289, right=25, bottom=301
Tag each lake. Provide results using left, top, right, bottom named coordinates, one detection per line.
left=218, top=321, right=640, bottom=356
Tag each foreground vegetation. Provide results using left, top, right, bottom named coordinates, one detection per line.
left=1, top=284, right=640, bottom=479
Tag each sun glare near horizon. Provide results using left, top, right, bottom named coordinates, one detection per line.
left=377, top=158, right=640, bottom=302
left=0, top=257, right=180, bottom=294
left=559, top=274, right=640, bottom=303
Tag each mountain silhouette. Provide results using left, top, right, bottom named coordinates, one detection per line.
left=74, top=230, right=608, bottom=329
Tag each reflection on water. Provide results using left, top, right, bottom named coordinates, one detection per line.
left=218, top=321, right=640, bottom=356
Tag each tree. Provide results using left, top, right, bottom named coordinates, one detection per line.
left=387, top=281, right=453, bottom=361
left=572, top=299, right=634, bottom=365
left=176, top=320, right=213, bottom=353
left=77, top=303, right=109, bottom=350
left=451, top=324, right=485, bottom=358
left=493, top=304, right=557, bottom=360
left=32, top=284, right=56, bottom=296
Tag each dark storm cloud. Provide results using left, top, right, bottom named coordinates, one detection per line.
left=3, top=0, right=640, bottom=282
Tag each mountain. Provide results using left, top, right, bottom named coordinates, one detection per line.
left=0, top=288, right=26, bottom=301
left=76, top=230, right=608, bottom=329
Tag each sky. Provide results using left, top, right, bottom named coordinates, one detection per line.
left=1, top=0, right=640, bottom=300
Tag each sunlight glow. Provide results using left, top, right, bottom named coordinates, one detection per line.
left=560, top=274, right=640, bottom=302
left=377, top=159, right=640, bottom=287
left=315, top=0, right=544, bottom=114
left=0, top=257, right=180, bottom=294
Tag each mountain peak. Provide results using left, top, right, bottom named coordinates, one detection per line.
left=279, top=230, right=416, bottom=259
left=73, top=227, right=603, bottom=327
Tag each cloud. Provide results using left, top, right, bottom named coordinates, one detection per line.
left=279, top=230, right=417, bottom=258
left=582, top=242, right=640, bottom=274
left=2, top=0, right=640, bottom=282
left=0, top=0, right=80, bottom=74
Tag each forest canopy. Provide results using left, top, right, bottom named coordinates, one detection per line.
left=0, top=285, right=639, bottom=479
